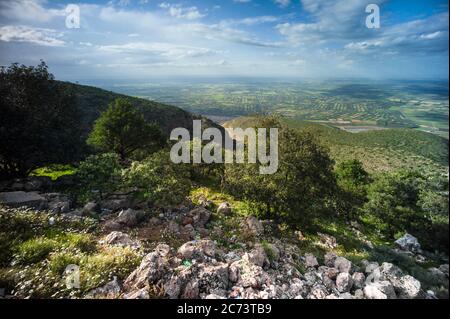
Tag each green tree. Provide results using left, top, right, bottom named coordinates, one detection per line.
left=0, top=62, right=82, bottom=179
left=87, top=98, right=165, bottom=161
left=225, top=117, right=337, bottom=226
left=364, top=171, right=432, bottom=240
left=335, top=159, right=371, bottom=219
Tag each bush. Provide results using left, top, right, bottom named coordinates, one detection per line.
left=76, top=153, right=122, bottom=202
left=123, top=150, right=191, bottom=206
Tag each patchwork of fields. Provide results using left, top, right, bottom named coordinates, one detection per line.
left=102, top=79, right=449, bottom=139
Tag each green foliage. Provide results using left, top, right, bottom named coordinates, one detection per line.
left=335, top=159, right=371, bottom=219
left=336, top=159, right=370, bottom=189
left=16, top=233, right=95, bottom=264
left=225, top=116, right=337, bottom=226
left=16, top=237, right=59, bottom=264
left=364, top=170, right=449, bottom=253
left=30, top=164, right=76, bottom=181
left=76, top=153, right=123, bottom=202
left=87, top=98, right=165, bottom=160
left=78, top=246, right=141, bottom=293
left=123, top=150, right=192, bottom=206
left=0, top=207, right=97, bottom=266
left=0, top=62, right=83, bottom=179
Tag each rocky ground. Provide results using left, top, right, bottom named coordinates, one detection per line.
left=0, top=177, right=449, bottom=299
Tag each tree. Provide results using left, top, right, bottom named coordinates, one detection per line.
left=335, top=159, right=371, bottom=219
left=224, top=117, right=337, bottom=226
left=0, top=62, right=82, bottom=179
left=87, top=98, right=165, bottom=161
left=364, top=171, right=432, bottom=240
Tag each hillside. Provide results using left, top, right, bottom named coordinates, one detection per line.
left=223, top=117, right=449, bottom=173
left=57, top=81, right=223, bottom=139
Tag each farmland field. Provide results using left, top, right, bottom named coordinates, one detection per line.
left=98, top=79, right=449, bottom=138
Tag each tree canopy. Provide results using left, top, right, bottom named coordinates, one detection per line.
left=87, top=98, right=165, bottom=161
left=0, top=61, right=82, bottom=179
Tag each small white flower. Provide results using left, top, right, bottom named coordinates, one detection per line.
left=49, top=217, right=55, bottom=225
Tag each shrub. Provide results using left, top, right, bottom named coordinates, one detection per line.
left=123, top=150, right=191, bottom=206
left=76, top=153, right=122, bottom=202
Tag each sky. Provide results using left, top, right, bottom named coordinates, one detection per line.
left=0, top=0, right=448, bottom=81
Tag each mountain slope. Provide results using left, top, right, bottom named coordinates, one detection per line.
left=58, top=81, right=223, bottom=138
left=223, top=116, right=449, bottom=173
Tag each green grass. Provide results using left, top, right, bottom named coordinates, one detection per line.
left=0, top=206, right=141, bottom=298
left=30, top=164, right=76, bottom=180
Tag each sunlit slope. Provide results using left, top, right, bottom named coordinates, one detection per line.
left=223, top=117, right=449, bottom=173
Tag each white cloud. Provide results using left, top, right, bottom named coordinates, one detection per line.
left=0, top=25, right=65, bottom=46
left=159, top=3, right=205, bottom=20
left=97, top=42, right=219, bottom=59
left=223, top=16, right=279, bottom=26
left=0, top=0, right=64, bottom=23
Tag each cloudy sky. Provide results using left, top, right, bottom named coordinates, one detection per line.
left=0, top=0, right=448, bottom=81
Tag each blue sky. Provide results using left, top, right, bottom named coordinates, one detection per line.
left=0, top=0, right=448, bottom=81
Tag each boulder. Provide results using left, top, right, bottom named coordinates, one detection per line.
left=116, top=209, right=146, bottom=227
left=197, top=263, right=230, bottom=292
left=85, top=277, right=121, bottom=299
left=181, top=280, right=200, bottom=299
left=102, top=231, right=140, bottom=248
left=336, top=272, right=353, bottom=293
left=189, top=207, right=211, bottom=229
left=83, top=202, right=100, bottom=215
left=396, top=275, right=424, bottom=299
left=426, top=267, right=448, bottom=288
left=395, top=233, right=421, bottom=253
left=124, top=244, right=171, bottom=290
left=100, top=198, right=130, bottom=212
left=334, top=257, right=352, bottom=273
left=364, top=261, right=379, bottom=274
left=246, top=245, right=269, bottom=268
left=364, top=281, right=397, bottom=299
left=229, top=258, right=269, bottom=289
left=304, top=254, right=319, bottom=268
left=0, top=191, right=47, bottom=209
left=123, top=288, right=150, bottom=299
left=217, top=202, right=232, bottom=215
left=177, top=240, right=216, bottom=261
left=352, top=272, right=366, bottom=290
left=307, top=284, right=328, bottom=299
left=438, top=264, right=449, bottom=277
left=324, top=252, right=338, bottom=267
left=243, top=216, right=264, bottom=237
